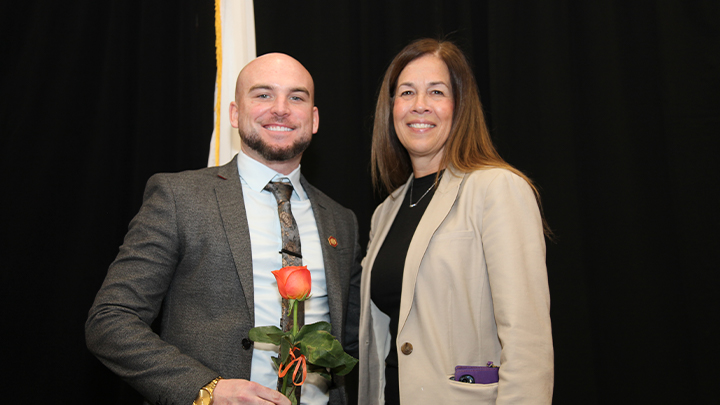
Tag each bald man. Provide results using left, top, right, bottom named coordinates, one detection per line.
left=86, top=54, right=362, bottom=405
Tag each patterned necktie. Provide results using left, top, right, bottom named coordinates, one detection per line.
left=264, top=181, right=305, bottom=399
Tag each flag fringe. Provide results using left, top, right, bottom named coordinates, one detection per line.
left=213, top=0, right=223, bottom=166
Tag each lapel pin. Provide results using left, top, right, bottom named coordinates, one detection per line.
left=328, top=236, right=338, bottom=247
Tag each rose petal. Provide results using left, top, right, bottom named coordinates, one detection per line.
left=284, top=268, right=312, bottom=300
left=272, top=266, right=310, bottom=300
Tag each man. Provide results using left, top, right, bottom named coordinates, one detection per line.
left=86, top=53, right=362, bottom=405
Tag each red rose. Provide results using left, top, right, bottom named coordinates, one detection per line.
left=272, top=265, right=312, bottom=300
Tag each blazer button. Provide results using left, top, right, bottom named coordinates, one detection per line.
left=242, top=338, right=252, bottom=350
left=401, top=342, right=413, bottom=355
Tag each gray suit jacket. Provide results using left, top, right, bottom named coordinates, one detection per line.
left=86, top=156, right=362, bottom=405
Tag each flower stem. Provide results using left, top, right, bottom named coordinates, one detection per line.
left=281, top=300, right=298, bottom=398
left=292, top=300, right=298, bottom=336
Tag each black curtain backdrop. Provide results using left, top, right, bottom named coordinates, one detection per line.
left=1, top=1, right=717, bottom=403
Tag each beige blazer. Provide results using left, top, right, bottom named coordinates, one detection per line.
left=357, top=167, right=554, bottom=404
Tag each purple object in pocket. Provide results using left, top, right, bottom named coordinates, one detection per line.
left=454, top=365, right=499, bottom=384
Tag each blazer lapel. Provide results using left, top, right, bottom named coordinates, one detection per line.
left=215, top=156, right=255, bottom=321
left=300, top=176, right=343, bottom=333
left=397, top=168, right=465, bottom=335
left=302, top=177, right=343, bottom=330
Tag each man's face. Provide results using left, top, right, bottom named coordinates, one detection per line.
left=230, top=54, right=319, bottom=166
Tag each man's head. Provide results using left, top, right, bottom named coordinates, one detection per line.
left=230, top=53, right=319, bottom=174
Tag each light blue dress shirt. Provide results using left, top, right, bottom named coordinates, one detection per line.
left=237, top=151, right=330, bottom=404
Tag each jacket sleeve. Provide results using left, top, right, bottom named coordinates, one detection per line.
left=85, top=174, right=217, bottom=405
left=481, top=171, right=554, bottom=404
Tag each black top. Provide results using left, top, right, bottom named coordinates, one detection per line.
left=370, top=171, right=441, bottom=405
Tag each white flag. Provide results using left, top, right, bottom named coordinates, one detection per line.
left=208, top=0, right=256, bottom=167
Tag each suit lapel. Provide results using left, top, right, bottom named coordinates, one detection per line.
left=397, top=168, right=465, bottom=335
left=302, top=177, right=343, bottom=329
left=215, top=156, right=255, bottom=321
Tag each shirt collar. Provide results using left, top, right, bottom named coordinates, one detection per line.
left=236, top=150, right=307, bottom=200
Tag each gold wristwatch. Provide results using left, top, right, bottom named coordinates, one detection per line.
left=193, top=377, right=222, bottom=405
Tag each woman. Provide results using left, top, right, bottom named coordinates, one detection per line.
left=357, top=39, right=554, bottom=404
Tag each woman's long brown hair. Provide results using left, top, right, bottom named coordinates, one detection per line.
left=371, top=38, right=552, bottom=237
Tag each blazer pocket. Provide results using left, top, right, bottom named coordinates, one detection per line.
left=445, top=374, right=498, bottom=403
left=325, top=245, right=354, bottom=272
left=332, top=245, right=353, bottom=259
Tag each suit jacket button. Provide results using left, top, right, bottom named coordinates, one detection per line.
left=401, top=342, right=413, bottom=355
left=242, top=338, right=252, bottom=350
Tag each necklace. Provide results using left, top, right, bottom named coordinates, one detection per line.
left=409, top=172, right=443, bottom=208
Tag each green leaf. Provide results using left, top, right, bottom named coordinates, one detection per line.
left=284, top=384, right=297, bottom=405
left=294, top=321, right=333, bottom=342
left=329, top=352, right=359, bottom=376
left=248, top=326, right=284, bottom=345
left=296, top=329, right=358, bottom=376
left=307, top=363, right=332, bottom=381
left=278, top=336, right=295, bottom=364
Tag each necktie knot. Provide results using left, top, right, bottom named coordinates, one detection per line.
left=265, top=181, right=293, bottom=203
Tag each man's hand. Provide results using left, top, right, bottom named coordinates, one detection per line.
left=212, top=379, right=291, bottom=405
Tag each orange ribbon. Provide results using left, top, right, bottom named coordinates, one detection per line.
left=278, top=347, right=307, bottom=386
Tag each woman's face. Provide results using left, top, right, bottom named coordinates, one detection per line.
left=393, top=54, right=454, bottom=175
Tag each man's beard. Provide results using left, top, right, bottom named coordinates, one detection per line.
left=239, top=127, right=311, bottom=162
